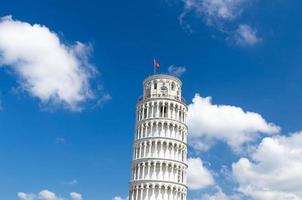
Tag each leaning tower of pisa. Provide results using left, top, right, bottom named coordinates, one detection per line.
left=129, top=74, right=188, bottom=200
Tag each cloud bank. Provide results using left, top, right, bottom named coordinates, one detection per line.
left=18, top=190, right=83, bottom=200
left=0, top=15, right=103, bottom=111
left=232, top=132, right=302, bottom=200
left=187, top=157, right=215, bottom=190
left=201, top=186, right=242, bottom=200
left=187, top=94, right=280, bottom=152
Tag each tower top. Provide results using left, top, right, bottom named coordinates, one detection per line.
left=141, top=73, right=183, bottom=102
left=143, top=74, right=182, bottom=86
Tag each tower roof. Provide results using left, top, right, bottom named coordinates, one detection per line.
left=143, top=74, right=182, bottom=85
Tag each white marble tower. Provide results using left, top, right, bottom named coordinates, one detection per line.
left=129, top=74, right=188, bottom=200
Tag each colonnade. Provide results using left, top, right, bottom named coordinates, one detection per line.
left=136, top=120, right=187, bottom=142
left=137, top=100, right=187, bottom=123
left=132, top=160, right=186, bottom=184
left=133, top=139, right=187, bottom=162
left=129, top=183, right=187, bottom=200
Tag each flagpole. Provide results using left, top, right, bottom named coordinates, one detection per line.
left=153, top=58, right=156, bottom=74
left=154, top=62, right=155, bottom=74
left=153, top=58, right=160, bottom=74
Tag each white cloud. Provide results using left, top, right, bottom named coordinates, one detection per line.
left=168, top=65, right=187, bottom=77
left=180, top=0, right=248, bottom=26
left=38, top=190, right=64, bottom=200
left=182, top=0, right=247, bottom=23
left=112, top=196, right=128, bottom=200
left=232, top=132, right=302, bottom=200
left=17, top=190, right=83, bottom=200
left=187, top=157, right=215, bottom=190
left=70, top=192, right=83, bottom=200
left=234, top=24, right=260, bottom=46
left=18, top=192, right=36, bottom=200
left=202, top=192, right=231, bottom=200
left=18, top=191, right=60, bottom=200
left=178, top=0, right=261, bottom=46
left=188, top=94, right=280, bottom=152
left=0, top=15, right=101, bottom=111
left=201, top=187, right=242, bottom=200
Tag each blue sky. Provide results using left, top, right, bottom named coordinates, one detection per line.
left=0, top=0, right=302, bottom=200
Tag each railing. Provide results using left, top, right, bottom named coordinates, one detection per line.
left=137, top=95, right=187, bottom=104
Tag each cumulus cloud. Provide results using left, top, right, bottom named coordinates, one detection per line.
left=201, top=187, right=242, bottom=200
left=234, top=24, right=260, bottom=46
left=187, top=157, right=215, bottom=190
left=17, top=190, right=83, bottom=200
left=38, top=190, right=64, bottom=200
left=232, top=132, right=302, bottom=200
left=18, top=192, right=36, bottom=200
left=112, top=196, right=128, bottom=200
left=202, top=191, right=231, bottom=200
left=168, top=65, right=187, bottom=77
left=70, top=192, right=83, bottom=200
left=0, top=15, right=104, bottom=111
left=187, top=94, right=280, bottom=152
left=18, top=190, right=63, bottom=200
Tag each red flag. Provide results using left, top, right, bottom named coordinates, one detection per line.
left=153, top=59, right=160, bottom=68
